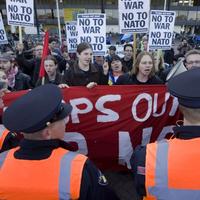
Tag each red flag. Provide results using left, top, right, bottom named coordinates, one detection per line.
left=39, top=31, right=49, bottom=78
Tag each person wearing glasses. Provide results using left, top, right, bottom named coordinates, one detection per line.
left=185, top=49, right=200, bottom=70
left=121, top=44, right=133, bottom=72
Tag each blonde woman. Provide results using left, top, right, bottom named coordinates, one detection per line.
left=116, top=51, right=163, bottom=85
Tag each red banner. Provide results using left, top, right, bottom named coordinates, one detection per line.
left=3, top=85, right=180, bottom=170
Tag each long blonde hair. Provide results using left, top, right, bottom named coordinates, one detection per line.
left=130, top=51, right=155, bottom=77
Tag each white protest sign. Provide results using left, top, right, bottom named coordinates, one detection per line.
left=77, top=13, right=106, bottom=56
left=118, top=0, right=150, bottom=33
left=66, top=21, right=78, bottom=53
left=6, top=0, right=34, bottom=27
left=148, top=10, right=176, bottom=50
left=0, top=14, right=8, bottom=45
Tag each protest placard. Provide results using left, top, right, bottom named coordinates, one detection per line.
left=0, top=14, right=8, bottom=45
left=119, top=0, right=150, bottom=33
left=66, top=21, right=78, bottom=53
left=6, top=0, right=34, bottom=27
left=148, top=10, right=176, bottom=50
left=77, top=13, right=106, bottom=56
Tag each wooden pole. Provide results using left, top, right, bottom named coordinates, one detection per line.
left=19, top=26, right=22, bottom=43
left=133, top=33, right=137, bottom=65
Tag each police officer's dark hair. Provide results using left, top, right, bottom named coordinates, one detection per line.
left=77, top=43, right=93, bottom=54
left=124, top=44, right=133, bottom=51
left=44, top=55, right=57, bottom=65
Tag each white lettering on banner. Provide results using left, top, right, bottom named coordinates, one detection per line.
left=153, top=92, right=170, bottom=117
left=118, top=131, right=133, bottom=169
left=169, top=96, right=179, bottom=116
left=64, top=132, right=88, bottom=155
left=118, top=126, right=174, bottom=168
left=132, top=93, right=152, bottom=122
left=70, top=98, right=93, bottom=123
left=157, top=125, right=174, bottom=141
left=118, top=128, right=153, bottom=168
left=66, top=126, right=175, bottom=168
left=69, top=93, right=178, bottom=124
left=141, top=127, right=153, bottom=146
left=96, top=95, right=121, bottom=122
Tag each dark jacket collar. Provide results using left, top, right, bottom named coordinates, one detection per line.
left=14, top=139, right=75, bottom=160
left=73, top=61, right=98, bottom=75
left=45, top=72, right=62, bottom=84
left=173, top=126, right=200, bottom=139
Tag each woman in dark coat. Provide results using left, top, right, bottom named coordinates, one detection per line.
left=116, top=51, right=163, bottom=85
left=36, top=55, right=63, bottom=86
left=0, top=54, right=31, bottom=91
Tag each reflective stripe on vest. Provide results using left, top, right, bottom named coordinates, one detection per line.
left=0, top=128, right=10, bottom=150
left=0, top=150, right=9, bottom=169
left=0, top=147, right=87, bottom=200
left=146, top=139, right=200, bottom=200
left=59, top=152, right=87, bottom=199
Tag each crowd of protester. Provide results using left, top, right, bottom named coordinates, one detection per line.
left=1, top=33, right=200, bottom=93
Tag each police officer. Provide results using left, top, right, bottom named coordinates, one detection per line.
left=0, top=84, right=119, bottom=200
left=131, top=68, right=200, bottom=200
left=0, top=85, right=21, bottom=153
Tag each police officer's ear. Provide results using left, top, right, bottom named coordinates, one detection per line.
left=41, top=128, right=51, bottom=140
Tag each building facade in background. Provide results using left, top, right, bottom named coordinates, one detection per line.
left=0, top=0, right=200, bottom=34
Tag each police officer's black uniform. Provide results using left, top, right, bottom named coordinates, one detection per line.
left=130, top=68, right=200, bottom=198
left=1, top=84, right=119, bottom=200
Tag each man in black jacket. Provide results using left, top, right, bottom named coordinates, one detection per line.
left=16, top=43, right=43, bottom=87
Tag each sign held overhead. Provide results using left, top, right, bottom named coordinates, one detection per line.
left=0, top=13, right=8, bottom=45
left=148, top=10, right=176, bottom=50
left=66, top=21, right=78, bottom=53
left=77, top=13, right=106, bottom=56
left=119, top=0, right=150, bottom=34
left=6, top=0, right=34, bottom=27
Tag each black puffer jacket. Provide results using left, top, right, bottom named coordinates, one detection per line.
left=62, top=62, right=108, bottom=86
left=116, top=73, right=164, bottom=85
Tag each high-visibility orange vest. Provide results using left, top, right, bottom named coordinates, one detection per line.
left=0, top=147, right=87, bottom=200
left=0, top=128, right=10, bottom=151
left=144, top=138, right=200, bottom=200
